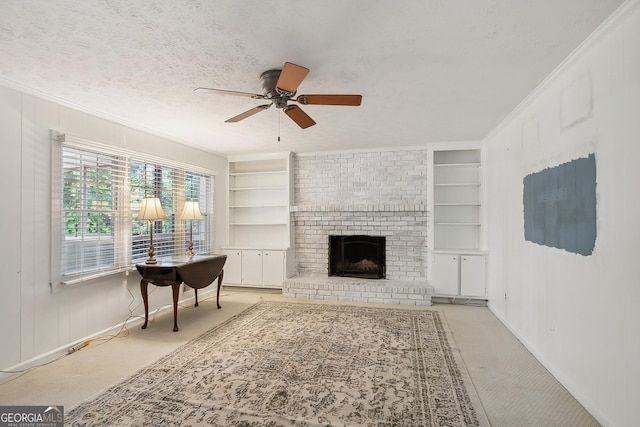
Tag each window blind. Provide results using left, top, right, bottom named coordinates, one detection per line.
left=51, top=132, right=215, bottom=289
left=58, top=144, right=130, bottom=278
left=129, top=162, right=214, bottom=264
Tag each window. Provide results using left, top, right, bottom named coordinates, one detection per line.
left=51, top=133, right=215, bottom=286
left=129, top=162, right=213, bottom=264
left=59, top=145, right=127, bottom=276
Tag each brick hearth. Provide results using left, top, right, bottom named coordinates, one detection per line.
left=282, top=275, right=432, bottom=306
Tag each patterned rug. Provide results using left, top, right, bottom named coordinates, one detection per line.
left=67, top=301, right=487, bottom=426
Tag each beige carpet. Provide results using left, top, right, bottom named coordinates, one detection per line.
left=66, top=301, right=489, bottom=426
left=0, top=288, right=601, bottom=426
left=443, top=305, right=601, bottom=427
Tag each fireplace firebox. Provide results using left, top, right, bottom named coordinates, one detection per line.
left=329, top=235, right=385, bottom=279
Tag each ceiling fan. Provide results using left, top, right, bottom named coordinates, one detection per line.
left=195, top=62, right=362, bottom=129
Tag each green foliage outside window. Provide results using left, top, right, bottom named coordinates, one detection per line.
left=63, top=166, right=114, bottom=237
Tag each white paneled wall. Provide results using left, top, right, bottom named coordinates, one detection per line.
left=0, top=86, right=23, bottom=368
left=483, top=2, right=640, bottom=426
left=0, top=87, right=228, bottom=373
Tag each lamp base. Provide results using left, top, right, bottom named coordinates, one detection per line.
left=146, top=240, right=157, bottom=264
left=187, top=238, right=195, bottom=258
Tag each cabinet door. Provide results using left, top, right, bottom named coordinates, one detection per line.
left=262, top=251, right=285, bottom=288
left=460, top=255, right=486, bottom=297
left=221, top=250, right=242, bottom=285
left=431, top=254, right=460, bottom=295
left=241, top=250, right=263, bottom=286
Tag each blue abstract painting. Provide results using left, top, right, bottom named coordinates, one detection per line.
left=523, top=154, right=597, bottom=255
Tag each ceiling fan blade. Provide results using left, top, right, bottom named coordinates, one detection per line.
left=276, top=62, right=309, bottom=95
left=284, top=105, right=316, bottom=129
left=296, top=94, right=362, bottom=106
left=225, top=104, right=271, bottom=123
left=195, top=87, right=264, bottom=99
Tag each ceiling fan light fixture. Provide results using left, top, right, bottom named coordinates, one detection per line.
left=195, top=62, right=362, bottom=129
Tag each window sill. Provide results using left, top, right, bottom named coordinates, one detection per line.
left=51, top=266, right=135, bottom=293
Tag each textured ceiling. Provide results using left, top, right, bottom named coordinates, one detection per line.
left=0, top=0, right=624, bottom=156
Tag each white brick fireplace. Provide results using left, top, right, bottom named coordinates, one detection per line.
left=283, top=149, right=433, bottom=305
left=291, top=205, right=428, bottom=280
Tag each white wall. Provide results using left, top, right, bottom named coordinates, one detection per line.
left=483, top=1, right=640, bottom=426
left=0, top=85, right=228, bottom=373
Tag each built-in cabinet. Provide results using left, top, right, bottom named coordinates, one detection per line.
left=431, top=253, right=486, bottom=297
left=223, top=153, right=294, bottom=288
left=428, top=146, right=487, bottom=298
left=222, top=249, right=288, bottom=288
left=222, top=249, right=242, bottom=284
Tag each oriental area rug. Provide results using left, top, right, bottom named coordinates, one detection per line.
left=67, top=301, right=488, bottom=426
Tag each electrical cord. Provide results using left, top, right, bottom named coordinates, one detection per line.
left=1, top=284, right=238, bottom=377
left=82, top=284, right=147, bottom=347
left=0, top=352, right=69, bottom=377
left=0, top=285, right=157, bottom=376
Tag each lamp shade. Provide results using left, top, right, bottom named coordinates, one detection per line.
left=180, top=200, right=204, bottom=220
left=136, top=196, right=168, bottom=221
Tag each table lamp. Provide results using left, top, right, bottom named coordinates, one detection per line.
left=180, top=200, right=203, bottom=258
left=137, top=196, right=167, bottom=264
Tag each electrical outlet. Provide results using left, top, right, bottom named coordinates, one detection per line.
left=504, top=292, right=508, bottom=301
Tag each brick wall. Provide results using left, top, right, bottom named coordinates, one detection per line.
left=295, top=150, right=428, bottom=205
left=292, top=149, right=429, bottom=281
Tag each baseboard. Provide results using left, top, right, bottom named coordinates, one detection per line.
left=432, top=296, right=487, bottom=306
left=486, top=303, right=615, bottom=427
left=0, top=288, right=217, bottom=384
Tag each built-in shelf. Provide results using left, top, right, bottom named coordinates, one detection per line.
left=434, top=162, right=481, bottom=168
left=229, top=186, right=288, bottom=191
left=429, top=147, right=487, bottom=298
left=230, top=205, right=288, bottom=208
left=431, top=148, right=482, bottom=252
left=229, top=170, right=286, bottom=176
left=229, top=222, right=289, bottom=226
left=225, top=153, right=295, bottom=289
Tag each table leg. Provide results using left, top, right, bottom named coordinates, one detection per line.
left=194, top=288, right=199, bottom=307
left=216, top=269, right=224, bottom=309
left=171, top=283, right=180, bottom=332
left=140, top=279, right=150, bottom=329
